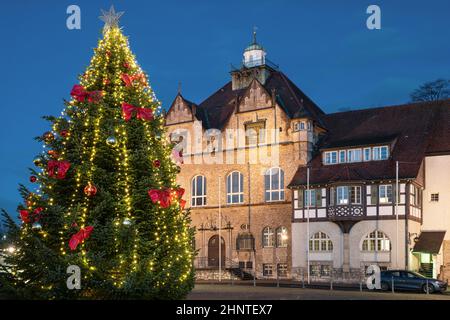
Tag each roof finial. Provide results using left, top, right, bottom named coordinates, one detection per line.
left=177, top=81, right=182, bottom=95
left=252, top=26, right=258, bottom=44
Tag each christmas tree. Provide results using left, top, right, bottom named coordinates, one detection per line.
left=0, top=7, right=194, bottom=299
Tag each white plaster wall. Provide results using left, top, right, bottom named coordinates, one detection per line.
left=292, top=222, right=343, bottom=269
left=349, top=220, right=406, bottom=269
left=422, top=155, right=450, bottom=239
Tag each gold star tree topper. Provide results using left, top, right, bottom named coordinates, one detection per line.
left=99, top=5, right=124, bottom=29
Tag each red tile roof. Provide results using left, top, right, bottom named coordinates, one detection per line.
left=192, top=70, right=325, bottom=130
left=289, top=99, right=450, bottom=187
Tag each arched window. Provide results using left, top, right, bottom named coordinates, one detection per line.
left=264, top=167, right=285, bottom=202
left=191, top=175, right=206, bottom=207
left=309, top=232, right=333, bottom=252
left=262, top=227, right=274, bottom=248
left=276, top=226, right=288, bottom=247
left=362, top=231, right=391, bottom=252
left=227, top=171, right=244, bottom=204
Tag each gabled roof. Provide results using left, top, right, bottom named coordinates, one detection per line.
left=289, top=99, right=450, bottom=187
left=193, top=70, right=325, bottom=130
left=166, top=93, right=197, bottom=115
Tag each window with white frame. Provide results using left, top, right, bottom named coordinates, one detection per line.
left=277, top=264, right=288, bottom=277
left=310, top=264, right=332, bottom=276
left=362, top=231, right=391, bottom=251
left=262, top=227, right=274, bottom=247
left=309, top=232, right=333, bottom=251
left=304, top=189, right=317, bottom=207
left=339, top=150, right=346, bottom=163
left=331, top=186, right=362, bottom=205
left=373, top=146, right=389, bottom=160
left=336, top=186, right=349, bottom=204
left=363, top=148, right=371, bottom=161
left=347, top=148, right=362, bottom=162
left=226, top=171, right=244, bottom=204
left=263, top=264, right=274, bottom=276
left=322, top=145, right=390, bottom=165
left=324, top=151, right=337, bottom=164
left=191, top=175, right=206, bottom=206
left=379, top=185, right=393, bottom=204
left=264, top=167, right=285, bottom=201
left=276, top=226, right=288, bottom=247
left=350, top=186, right=362, bottom=204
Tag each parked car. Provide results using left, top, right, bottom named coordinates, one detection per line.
left=380, top=270, right=447, bottom=293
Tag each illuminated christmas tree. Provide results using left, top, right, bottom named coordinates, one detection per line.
left=0, top=7, right=194, bottom=299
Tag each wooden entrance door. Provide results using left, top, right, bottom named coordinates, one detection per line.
left=208, top=235, right=225, bottom=267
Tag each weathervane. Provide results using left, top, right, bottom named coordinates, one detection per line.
left=99, top=5, right=124, bottom=29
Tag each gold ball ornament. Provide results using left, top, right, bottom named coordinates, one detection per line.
left=84, top=183, right=97, bottom=197
left=106, top=136, right=118, bottom=147
left=33, top=157, right=43, bottom=167
left=32, top=222, right=42, bottom=230
left=43, top=131, right=55, bottom=142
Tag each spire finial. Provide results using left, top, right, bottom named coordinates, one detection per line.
left=252, top=26, right=258, bottom=44
left=178, top=81, right=182, bottom=95
left=99, top=5, right=124, bottom=29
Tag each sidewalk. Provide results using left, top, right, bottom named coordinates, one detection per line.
left=195, top=279, right=365, bottom=291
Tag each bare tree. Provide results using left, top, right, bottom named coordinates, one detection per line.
left=410, top=79, right=450, bottom=102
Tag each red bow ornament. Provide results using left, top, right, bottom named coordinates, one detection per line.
left=20, top=207, right=44, bottom=224
left=69, top=226, right=94, bottom=251
left=70, top=85, right=104, bottom=103
left=122, top=103, right=153, bottom=121
left=121, top=73, right=146, bottom=87
left=47, top=160, right=71, bottom=179
left=148, top=187, right=185, bottom=209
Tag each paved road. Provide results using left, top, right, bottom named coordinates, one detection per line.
left=187, top=284, right=450, bottom=300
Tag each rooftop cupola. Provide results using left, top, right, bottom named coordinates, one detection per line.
left=243, top=30, right=266, bottom=68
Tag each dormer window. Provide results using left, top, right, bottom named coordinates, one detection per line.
left=324, top=151, right=338, bottom=164
left=363, top=148, right=371, bottom=161
left=323, top=145, right=390, bottom=165
left=347, top=149, right=362, bottom=163
left=339, top=150, right=346, bottom=163
left=373, top=146, right=389, bottom=160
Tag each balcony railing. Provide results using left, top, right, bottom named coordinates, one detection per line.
left=327, top=204, right=365, bottom=220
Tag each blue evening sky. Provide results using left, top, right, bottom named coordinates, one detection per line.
left=0, top=0, right=449, bottom=220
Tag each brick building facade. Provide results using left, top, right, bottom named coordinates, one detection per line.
left=164, top=33, right=450, bottom=282
left=164, top=34, right=324, bottom=279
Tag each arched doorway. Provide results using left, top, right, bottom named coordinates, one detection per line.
left=208, top=235, right=225, bottom=267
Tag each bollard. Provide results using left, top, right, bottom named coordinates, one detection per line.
left=330, top=275, right=333, bottom=291
left=426, top=279, right=429, bottom=295
left=391, top=276, right=395, bottom=294
left=360, top=279, right=363, bottom=292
